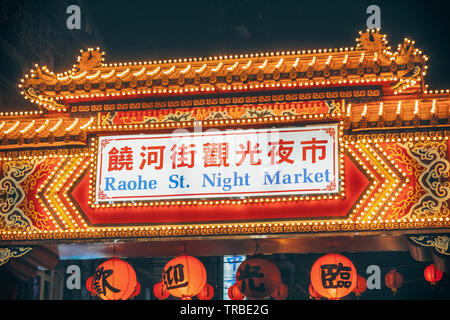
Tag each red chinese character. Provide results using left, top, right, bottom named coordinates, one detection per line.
left=268, top=139, right=295, bottom=165
left=170, top=144, right=196, bottom=169
left=107, top=146, right=133, bottom=171
left=301, top=138, right=327, bottom=163
left=236, top=141, right=262, bottom=166
left=203, top=142, right=230, bottom=167
left=139, top=146, right=165, bottom=170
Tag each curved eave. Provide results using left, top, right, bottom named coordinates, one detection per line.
left=18, top=31, right=428, bottom=111
left=0, top=93, right=449, bottom=150
left=345, top=93, right=450, bottom=131
left=0, top=116, right=94, bottom=150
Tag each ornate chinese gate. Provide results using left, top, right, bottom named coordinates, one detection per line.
left=0, top=29, right=449, bottom=266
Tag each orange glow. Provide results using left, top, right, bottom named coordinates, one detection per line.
left=310, top=253, right=357, bottom=300
left=153, top=281, right=169, bottom=300
left=228, top=284, right=245, bottom=300
left=424, top=264, right=443, bottom=286
left=162, top=255, right=207, bottom=299
left=197, top=283, right=214, bottom=300
left=93, top=258, right=137, bottom=300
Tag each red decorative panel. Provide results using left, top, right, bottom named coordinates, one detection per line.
left=1, top=131, right=449, bottom=241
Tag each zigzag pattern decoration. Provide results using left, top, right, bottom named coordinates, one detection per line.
left=0, top=133, right=449, bottom=242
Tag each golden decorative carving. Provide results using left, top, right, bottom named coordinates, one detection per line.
left=77, top=49, right=103, bottom=72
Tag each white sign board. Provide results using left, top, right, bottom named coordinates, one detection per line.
left=223, top=255, right=246, bottom=300
left=95, top=124, right=340, bottom=203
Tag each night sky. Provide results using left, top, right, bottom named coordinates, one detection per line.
left=84, top=0, right=450, bottom=89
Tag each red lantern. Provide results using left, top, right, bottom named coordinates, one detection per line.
left=153, top=281, right=169, bottom=300
left=353, top=275, right=367, bottom=297
left=162, top=255, right=207, bottom=299
left=197, top=283, right=214, bottom=300
left=228, top=284, right=245, bottom=300
left=424, top=264, right=443, bottom=286
left=92, top=258, right=137, bottom=300
left=86, top=276, right=94, bottom=292
left=86, top=276, right=96, bottom=295
left=384, top=269, right=403, bottom=294
left=130, top=282, right=141, bottom=299
left=271, top=283, right=289, bottom=300
left=308, top=283, right=321, bottom=300
left=236, top=257, right=281, bottom=299
left=310, top=253, right=357, bottom=300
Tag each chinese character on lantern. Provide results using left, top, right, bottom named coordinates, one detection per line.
left=92, top=258, right=137, bottom=301
left=162, top=255, right=207, bottom=299
left=301, top=138, right=327, bottom=163
left=108, top=146, right=134, bottom=171
left=320, top=262, right=352, bottom=289
left=268, top=139, right=295, bottom=165
left=236, top=264, right=266, bottom=294
left=93, top=266, right=120, bottom=296
left=170, top=144, right=196, bottom=169
left=236, top=141, right=262, bottom=166
left=139, top=146, right=165, bottom=170
left=235, top=258, right=281, bottom=299
left=203, top=142, right=230, bottom=167
left=310, top=254, right=357, bottom=300
left=163, top=263, right=186, bottom=290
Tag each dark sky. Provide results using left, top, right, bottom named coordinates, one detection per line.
left=83, top=0, right=450, bottom=89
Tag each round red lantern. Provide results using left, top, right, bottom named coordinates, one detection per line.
left=86, top=276, right=96, bottom=295
left=197, top=283, right=214, bottom=300
left=385, top=269, right=403, bottom=294
left=92, top=258, right=137, bottom=300
left=162, top=255, right=207, bottom=299
left=353, top=275, right=367, bottom=297
left=424, top=264, right=443, bottom=286
left=271, top=283, right=289, bottom=300
left=153, top=281, right=169, bottom=300
left=235, top=257, right=281, bottom=299
left=130, top=282, right=141, bottom=299
left=310, top=253, right=357, bottom=300
left=228, top=284, right=245, bottom=300
left=86, top=276, right=93, bottom=292
left=308, top=283, right=321, bottom=300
